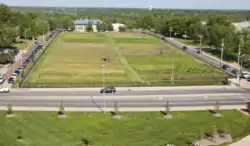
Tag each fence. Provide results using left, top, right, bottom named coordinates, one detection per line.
left=22, top=79, right=228, bottom=88
left=18, top=31, right=60, bottom=87
left=140, top=30, right=237, bottom=77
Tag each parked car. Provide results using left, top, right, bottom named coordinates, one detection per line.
left=231, top=69, right=239, bottom=75
left=241, top=71, right=250, bottom=79
left=0, top=86, right=9, bottom=93
left=8, top=77, right=15, bottom=84
left=14, top=70, right=20, bottom=76
left=0, top=76, right=5, bottom=84
left=222, top=64, right=230, bottom=71
left=17, top=67, right=22, bottom=72
left=11, top=73, right=18, bottom=80
left=100, top=87, right=116, bottom=93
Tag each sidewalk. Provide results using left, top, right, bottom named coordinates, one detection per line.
left=228, top=135, right=250, bottom=146
left=1, top=34, right=50, bottom=88
left=0, top=105, right=243, bottom=112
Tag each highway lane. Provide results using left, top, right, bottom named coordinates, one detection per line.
left=0, top=88, right=248, bottom=97
left=0, top=93, right=249, bottom=108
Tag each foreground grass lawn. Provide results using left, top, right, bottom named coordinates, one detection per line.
left=0, top=110, right=249, bottom=146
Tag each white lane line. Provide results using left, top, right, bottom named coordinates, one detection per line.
left=240, top=96, right=250, bottom=102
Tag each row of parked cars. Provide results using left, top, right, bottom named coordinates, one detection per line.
left=222, top=64, right=250, bottom=81
left=7, top=42, right=44, bottom=84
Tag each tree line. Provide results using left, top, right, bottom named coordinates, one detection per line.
left=2, top=4, right=250, bottom=67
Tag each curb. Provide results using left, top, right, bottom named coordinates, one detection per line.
left=0, top=105, right=243, bottom=112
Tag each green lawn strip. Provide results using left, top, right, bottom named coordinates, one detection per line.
left=103, top=33, right=144, bottom=83
left=61, top=38, right=106, bottom=43
left=0, top=110, right=249, bottom=146
left=113, top=37, right=161, bottom=44
left=23, top=37, right=59, bottom=84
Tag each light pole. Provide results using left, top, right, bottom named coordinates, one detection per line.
left=220, top=39, right=224, bottom=69
left=24, top=28, right=31, bottom=41
left=199, top=35, right=203, bottom=54
left=237, top=38, right=242, bottom=85
left=169, top=27, right=173, bottom=38
left=6, top=52, right=15, bottom=74
left=184, top=31, right=187, bottom=40
left=101, top=64, right=106, bottom=112
left=171, top=58, right=175, bottom=85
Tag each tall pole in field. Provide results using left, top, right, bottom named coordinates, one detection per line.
left=171, top=58, right=175, bottom=85
left=101, top=64, right=106, bottom=112
left=220, top=39, right=224, bottom=69
left=169, top=27, right=173, bottom=38
left=199, top=35, right=203, bottom=54
left=237, top=36, right=242, bottom=85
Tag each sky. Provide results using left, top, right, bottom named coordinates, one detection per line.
left=1, top=0, right=250, bottom=10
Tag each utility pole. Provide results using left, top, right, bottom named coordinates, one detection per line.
left=199, top=35, right=203, bottom=54
left=101, top=64, right=106, bottom=113
left=169, top=27, right=173, bottom=38
left=237, top=38, right=242, bottom=85
left=220, top=39, right=224, bottom=69
left=171, top=58, right=175, bottom=85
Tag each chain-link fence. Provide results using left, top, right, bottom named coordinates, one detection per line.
left=22, top=79, right=228, bottom=88
left=19, top=31, right=60, bottom=87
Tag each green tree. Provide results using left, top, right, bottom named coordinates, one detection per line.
left=214, top=100, right=220, bottom=113
left=165, top=100, right=170, bottom=114
left=119, top=26, right=126, bottom=32
left=113, top=101, right=118, bottom=113
left=86, top=23, right=93, bottom=32
left=7, top=104, right=13, bottom=115
left=58, top=101, right=65, bottom=115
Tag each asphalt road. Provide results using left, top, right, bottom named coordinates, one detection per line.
left=0, top=88, right=249, bottom=108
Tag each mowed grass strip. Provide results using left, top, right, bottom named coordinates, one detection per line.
left=24, top=32, right=129, bottom=86
left=113, top=37, right=162, bottom=44
left=119, top=42, right=227, bottom=85
left=108, top=32, right=154, bottom=38
left=104, top=33, right=144, bottom=83
left=0, top=110, right=249, bottom=146
left=60, top=32, right=107, bottom=43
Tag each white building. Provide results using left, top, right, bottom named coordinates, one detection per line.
left=74, top=18, right=102, bottom=32
left=112, top=23, right=126, bottom=32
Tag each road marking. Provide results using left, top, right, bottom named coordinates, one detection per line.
left=240, top=96, right=250, bottom=102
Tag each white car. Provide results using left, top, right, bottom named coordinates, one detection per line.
left=241, top=71, right=250, bottom=79
left=0, top=87, right=9, bottom=93
left=11, top=73, right=18, bottom=80
left=0, top=76, right=5, bottom=84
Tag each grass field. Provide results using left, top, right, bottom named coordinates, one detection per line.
left=0, top=110, right=249, bottom=146
left=24, top=32, right=128, bottom=86
left=23, top=32, right=228, bottom=87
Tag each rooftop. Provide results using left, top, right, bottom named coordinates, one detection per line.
left=73, top=18, right=103, bottom=25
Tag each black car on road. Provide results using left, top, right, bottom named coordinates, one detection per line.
left=100, top=87, right=116, bottom=93
left=8, top=77, right=14, bottom=84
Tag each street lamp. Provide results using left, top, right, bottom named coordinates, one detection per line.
left=101, top=64, right=106, bottom=112
left=6, top=52, right=15, bottom=74
left=237, top=35, right=243, bottom=85
left=171, top=58, right=175, bottom=85
left=199, top=35, right=203, bottom=54
left=24, top=28, right=31, bottom=41
left=169, top=27, right=173, bottom=38
left=220, top=39, right=225, bottom=69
